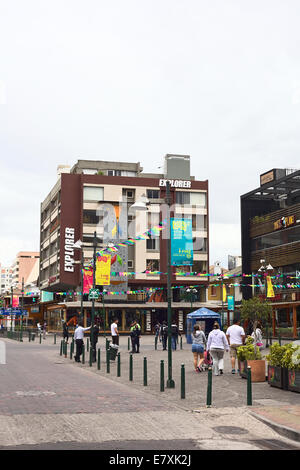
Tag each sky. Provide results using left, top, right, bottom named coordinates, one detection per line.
left=1, top=0, right=300, bottom=268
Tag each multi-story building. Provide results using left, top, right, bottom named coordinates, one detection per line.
left=39, top=155, right=209, bottom=332
left=10, top=252, right=40, bottom=290
left=0, top=265, right=13, bottom=295
left=241, top=168, right=300, bottom=338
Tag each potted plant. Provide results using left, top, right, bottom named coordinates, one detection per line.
left=266, top=343, right=290, bottom=390
left=237, top=336, right=266, bottom=382
left=281, top=344, right=300, bottom=393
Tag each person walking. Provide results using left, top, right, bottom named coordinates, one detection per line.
left=154, top=322, right=161, bottom=342
left=160, top=321, right=168, bottom=351
left=110, top=318, right=119, bottom=345
left=251, top=321, right=264, bottom=350
left=42, top=321, right=47, bottom=340
left=62, top=321, right=69, bottom=343
left=191, top=324, right=207, bottom=372
left=74, top=322, right=91, bottom=362
left=171, top=321, right=181, bottom=351
left=226, top=317, right=246, bottom=374
left=90, top=322, right=100, bottom=361
left=207, top=322, right=229, bottom=376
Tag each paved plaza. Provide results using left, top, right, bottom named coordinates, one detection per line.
left=0, top=333, right=300, bottom=450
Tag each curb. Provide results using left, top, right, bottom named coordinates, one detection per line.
left=250, top=412, right=300, bottom=443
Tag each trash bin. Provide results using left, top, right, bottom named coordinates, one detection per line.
left=109, top=344, right=119, bottom=361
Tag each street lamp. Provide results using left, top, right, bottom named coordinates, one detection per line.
left=185, top=287, right=198, bottom=310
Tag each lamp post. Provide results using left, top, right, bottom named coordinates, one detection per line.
left=102, top=288, right=107, bottom=338
left=20, top=277, right=24, bottom=341
left=185, top=287, right=198, bottom=310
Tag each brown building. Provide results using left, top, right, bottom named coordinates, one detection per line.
left=39, top=155, right=210, bottom=332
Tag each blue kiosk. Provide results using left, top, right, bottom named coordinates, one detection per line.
left=186, top=308, right=221, bottom=344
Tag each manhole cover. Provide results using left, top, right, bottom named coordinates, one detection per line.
left=213, top=426, right=249, bottom=435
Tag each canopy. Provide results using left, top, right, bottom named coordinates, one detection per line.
left=187, top=307, right=220, bottom=319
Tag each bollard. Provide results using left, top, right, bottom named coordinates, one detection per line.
left=106, top=348, right=110, bottom=373
left=117, top=352, right=121, bottom=377
left=265, top=325, right=269, bottom=349
left=70, top=341, right=73, bottom=360
left=60, top=340, right=63, bottom=356
left=97, top=348, right=101, bottom=370
left=129, top=354, right=133, bottom=381
left=278, top=333, right=281, bottom=346
left=180, top=336, right=183, bottom=350
left=89, top=347, right=93, bottom=367
left=128, top=337, right=130, bottom=351
left=106, top=338, right=110, bottom=351
left=247, top=366, right=252, bottom=406
left=206, top=367, right=212, bottom=407
left=160, top=360, right=165, bottom=392
left=39, top=334, right=42, bottom=344
left=87, top=338, right=89, bottom=352
left=143, top=357, right=147, bottom=386
left=65, top=342, right=68, bottom=358
left=54, top=334, right=56, bottom=345
left=82, top=345, right=85, bottom=364
left=181, top=364, right=185, bottom=399
left=29, top=331, right=31, bottom=342
left=155, top=336, right=158, bottom=350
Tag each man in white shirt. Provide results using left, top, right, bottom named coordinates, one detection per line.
left=111, top=319, right=119, bottom=345
left=226, top=318, right=246, bottom=374
left=74, top=322, right=91, bottom=362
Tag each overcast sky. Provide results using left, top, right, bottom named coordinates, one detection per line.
left=1, top=0, right=300, bottom=268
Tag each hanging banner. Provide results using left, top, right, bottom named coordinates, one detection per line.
left=266, top=276, right=275, bottom=298
left=12, top=296, right=19, bottom=307
left=170, top=218, right=193, bottom=266
left=83, top=268, right=93, bottom=294
left=222, top=285, right=227, bottom=303
left=95, top=254, right=111, bottom=286
left=227, top=295, right=234, bottom=311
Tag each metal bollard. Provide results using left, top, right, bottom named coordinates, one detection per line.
left=39, top=334, right=42, bottom=344
left=144, top=357, right=147, bottom=386
left=87, top=338, right=89, bottom=352
left=106, top=349, right=110, bottom=373
left=129, top=354, right=133, bottom=381
left=89, top=347, right=93, bottom=367
left=181, top=364, right=185, bottom=399
left=82, top=345, right=85, bottom=364
left=64, top=342, right=68, bottom=358
left=155, top=336, right=158, bottom=350
left=60, top=340, right=63, bottom=356
left=247, top=366, right=252, bottom=406
left=29, top=331, right=31, bottom=342
left=97, top=348, right=101, bottom=370
left=180, top=336, right=183, bottom=350
left=70, top=341, right=73, bottom=360
left=54, top=334, right=56, bottom=345
left=160, top=360, right=165, bottom=392
left=206, top=367, right=212, bottom=407
left=128, top=337, right=130, bottom=351
left=106, top=338, right=110, bottom=351
left=278, top=333, right=281, bottom=346
left=117, top=352, right=121, bottom=377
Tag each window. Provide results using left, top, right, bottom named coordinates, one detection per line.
left=82, top=169, right=98, bottom=175
left=83, top=210, right=103, bottom=225
left=146, top=238, right=159, bottom=251
left=175, top=191, right=206, bottom=207
left=147, top=189, right=160, bottom=199
left=128, top=260, right=134, bottom=270
left=108, top=170, right=114, bottom=176
left=83, top=186, right=104, bottom=201
left=176, top=192, right=190, bottom=204
left=146, top=259, right=160, bottom=271
left=251, top=224, right=300, bottom=252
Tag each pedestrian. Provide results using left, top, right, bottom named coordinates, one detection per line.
left=251, top=321, right=264, bottom=350
left=42, top=321, right=47, bottom=340
left=226, top=317, right=246, bottom=374
left=160, top=321, right=168, bottom=350
left=37, top=322, right=42, bottom=334
left=171, top=320, right=181, bottom=351
left=62, top=321, right=69, bottom=343
left=130, top=321, right=141, bottom=353
left=90, top=322, right=100, bottom=361
left=191, top=324, right=207, bottom=372
left=74, top=322, right=91, bottom=362
left=111, top=318, right=119, bottom=345
left=207, top=322, right=229, bottom=376
left=154, top=322, right=161, bottom=342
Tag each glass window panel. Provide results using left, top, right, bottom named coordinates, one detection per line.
left=83, top=186, right=104, bottom=201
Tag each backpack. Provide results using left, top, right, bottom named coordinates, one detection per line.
left=161, top=324, right=168, bottom=336
left=171, top=324, right=178, bottom=335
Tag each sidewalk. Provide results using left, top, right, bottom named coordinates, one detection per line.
left=250, top=405, right=300, bottom=442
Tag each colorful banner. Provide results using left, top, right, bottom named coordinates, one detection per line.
left=266, top=275, right=275, bottom=298
left=227, top=295, right=234, bottom=311
left=83, top=268, right=93, bottom=294
left=95, top=254, right=111, bottom=285
left=170, top=218, right=193, bottom=266
left=12, top=296, right=19, bottom=307
left=222, top=284, right=227, bottom=303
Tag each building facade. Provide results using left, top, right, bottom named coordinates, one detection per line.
left=241, top=168, right=300, bottom=338
left=39, top=155, right=209, bottom=332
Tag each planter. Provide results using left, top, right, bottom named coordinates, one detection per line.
left=247, top=360, right=266, bottom=382
left=288, top=369, right=300, bottom=393
left=268, top=365, right=289, bottom=390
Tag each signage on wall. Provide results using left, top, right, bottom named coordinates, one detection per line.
left=64, top=227, right=75, bottom=272
left=159, top=179, right=191, bottom=188
left=260, top=170, right=274, bottom=186
left=170, top=218, right=193, bottom=266
left=274, top=215, right=295, bottom=231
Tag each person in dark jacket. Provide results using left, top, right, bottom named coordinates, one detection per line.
left=160, top=321, right=168, bottom=350
left=90, top=323, right=100, bottom=361
left=130, top=321, right=141, bottom=353
left=171, top=321, right=181, bottom=351
left=62, top=321, right=69, bottom=343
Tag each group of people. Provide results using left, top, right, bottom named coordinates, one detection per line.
left=191, top=317, right=263, bottom=376
left=154, top=321, right=181, bottom=351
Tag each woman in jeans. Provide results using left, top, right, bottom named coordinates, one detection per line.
left=207, top=322, right=229, bottom=376
left=191, top=324, right=207, bottom=372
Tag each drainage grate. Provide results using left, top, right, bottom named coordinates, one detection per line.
left=213, top=426, right=249, bottom=435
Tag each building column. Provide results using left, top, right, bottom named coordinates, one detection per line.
left=293, top=305, right=297, bottom=339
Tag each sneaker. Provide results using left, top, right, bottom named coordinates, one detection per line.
left=231, top=369, right=236, bottom=374
left=197, top=366, right=202, bottom=373
left=219, top=370, right=223, bottom=375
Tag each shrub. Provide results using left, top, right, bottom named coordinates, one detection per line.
left=237, top=336, right=262, bottom=361
left=266, top=343, right=300, bottom=370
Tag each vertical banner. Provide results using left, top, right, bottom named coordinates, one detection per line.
left=12, top=296, right=19, bottom=307
left=170, top=218, right=193, bottom=266
left=222, top=284, right=227, bottom=303
left=266, top=276, right=275, bottom=298
left=95, top=255, right=111, bottom=286
left=227, top=295, right=234, bottom=311
left=83, top=268, right=93, bottom=294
